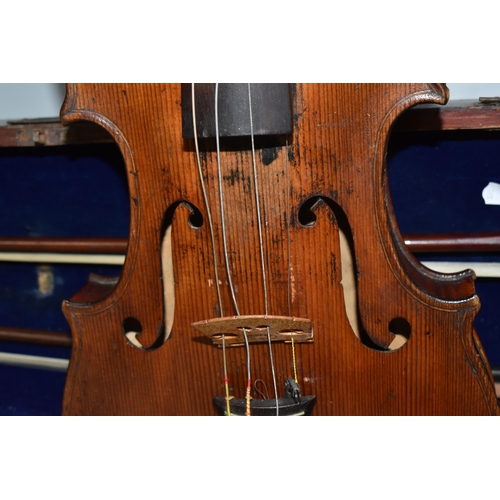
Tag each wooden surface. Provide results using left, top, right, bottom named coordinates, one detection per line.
left=55, top=84, right=499, bottom=415
left=0, top=118, right=112, bottom=147
left=403, top=233, right=500, bottom=252
left=0, top=237, right=126, bottom=254
left=0, top=327, right=72, bottom=347
left=393, top=99, right=500, bottom=131
left=2, top=98, right=500, bottom=149
left=2, top=234, right=500, bottom=254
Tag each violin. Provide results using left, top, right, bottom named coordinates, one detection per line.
left=60, top=83, right=499, bottom=415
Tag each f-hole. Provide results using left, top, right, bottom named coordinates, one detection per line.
left=388, top=317, right=411, bottom=350
left=298, top=196, right=411, bottom=352
left=123, top=317, right=143, bottom=348
left=159, top=200, right=203, bottom=344
left=123, top=201, right=203, bottom=350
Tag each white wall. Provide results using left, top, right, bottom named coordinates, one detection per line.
left=0, top=84, right=66, bottom=121
left=0, top=83, right=499, bottom=121
left=447, top=83, right=500, bottom=100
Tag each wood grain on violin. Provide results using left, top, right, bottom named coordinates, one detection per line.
left=60, top=84, right=499, bottom=415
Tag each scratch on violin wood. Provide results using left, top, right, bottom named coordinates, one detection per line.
left=289, top=264, right=296, bottom=304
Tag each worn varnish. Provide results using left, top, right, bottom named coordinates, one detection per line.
left=60, top=84, right=499, bottom=415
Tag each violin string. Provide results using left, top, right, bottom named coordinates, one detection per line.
left=191, top=84, right=224, bottom=317
left=191, top=84, right=231, bottom=416
left=248, top=85, right=268, bottom=315
left=254, top=378, right=270, bottom=400
left=286, top=137, right=291, bottom=318
left=285, top=137, right=299, bottom=384
left=214, top=83, right=252, bottom=415
left=248, top=83, right=279, bottom=416
left=215, top=84, right=240, bottom=317
left=285, top=136, right=298, bottom=383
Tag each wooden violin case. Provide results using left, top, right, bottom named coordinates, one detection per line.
left=60, top=83, right=499, bottom=415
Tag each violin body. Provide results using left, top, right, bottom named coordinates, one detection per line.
left=60, top=83, right=499, bottom=415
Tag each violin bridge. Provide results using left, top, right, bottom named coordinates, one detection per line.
left=191, top=315, right=313, bottom=347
